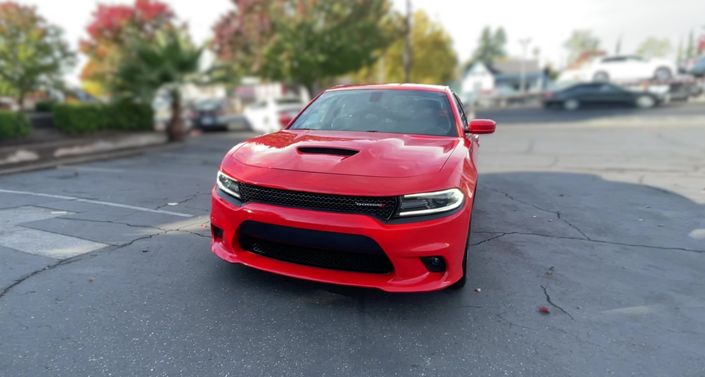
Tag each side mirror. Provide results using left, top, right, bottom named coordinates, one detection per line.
left=466, top=119, right=496, bottom=134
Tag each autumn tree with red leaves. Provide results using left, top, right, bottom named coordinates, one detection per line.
left=80, top=0, right=203, bottom=142
left=79, top=0, right=174, bottom=97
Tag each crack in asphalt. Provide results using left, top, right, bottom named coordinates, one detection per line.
left=653, top=132, right=705, bottom=156
left=471, top=233, right=511, bottom=246
left=482, top=186, right=701, bottom=250
left=0, top=234, right=160, bottom=300
left=154, top=192, right=203, bottom=211
left=487, top=187, right=592, bottom=241
left=56, top=216, right=211, bottom=239
left=472, top=231, right=705, bottom=254
left=0, top=218, right=210, bottom=300
left=541, top=285, right=574, bottom=320
left=556, top=211, right=591, bottom=240
left=0, top=256, right=85, bottom=300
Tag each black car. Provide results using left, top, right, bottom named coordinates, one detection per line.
left=191, top=99, right=231, bottom=130
left=543, top=83, right=661, bottom=110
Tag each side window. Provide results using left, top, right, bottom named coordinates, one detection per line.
left=602, top=57, right=625, bottom=64
left=600, top=84, right=621, bottom=93
left=453, top=94, right=468, bottom=127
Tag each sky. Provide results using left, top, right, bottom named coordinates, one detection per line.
left=17, top=0, right=705, bottom=85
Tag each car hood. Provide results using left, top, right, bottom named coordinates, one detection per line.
left=229, top=130, right=460, bottom=178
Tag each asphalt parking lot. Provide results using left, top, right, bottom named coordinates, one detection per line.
left=1, top=103, right=705, bottom=376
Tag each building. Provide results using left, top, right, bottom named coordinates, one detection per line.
left=460, top=58, right=547, bottom=102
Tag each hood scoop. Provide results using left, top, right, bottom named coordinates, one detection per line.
left=297, top=146, right=358, bottom=157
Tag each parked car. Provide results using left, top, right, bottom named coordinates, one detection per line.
left=210, top=84, right=495, bottom=292
left=690, top=56, right=705, bottom=78
left=191, top=99, right=232, bottom=131
left=543, top=82, right=662, bottom=110
left=587, top=55, right=676, bottom=82
left=243, top=97, right=307, bottom=134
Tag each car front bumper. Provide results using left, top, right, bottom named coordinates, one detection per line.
left=209, top=187, right=472, bottom=292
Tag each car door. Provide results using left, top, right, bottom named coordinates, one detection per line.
left=599, top=83, right=633, bottom=105
left=598, top=57, right=628, bottom=80
left=623, top=56, right=651, bottom=80
left=574, top=84, right=603, bottom=104
left=577, top=83, right=625, bottom=106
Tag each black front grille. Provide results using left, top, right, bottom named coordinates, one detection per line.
left=239, top=221, right=394, bottom=274
left=238, top=183, right=399, bottom=220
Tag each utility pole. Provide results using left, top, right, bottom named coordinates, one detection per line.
left=519, top=38, right=531, bottom=93
left=403, top=0, right=412, bottom=83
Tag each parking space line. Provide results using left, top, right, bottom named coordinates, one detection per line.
left=57, top=166, right=211, bottom=179
left=0, top=189, right=193, bottom=218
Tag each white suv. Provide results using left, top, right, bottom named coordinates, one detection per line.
left=587, top=55, right=676, bottom=82
left=243, top=97, right=307, bottom=134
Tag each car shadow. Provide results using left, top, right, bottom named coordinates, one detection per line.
left=219, top=171, right=705, bottom=310
left=206, top=171, right=705, bottom=376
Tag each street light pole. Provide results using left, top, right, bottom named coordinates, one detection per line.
left=519, top=38, right=531, bottom=93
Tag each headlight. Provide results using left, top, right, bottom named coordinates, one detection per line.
left=397, top=188, right=464, bottom=217
left=216, top=171, right=241, bottom=199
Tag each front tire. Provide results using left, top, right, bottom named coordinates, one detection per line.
left=654, top=67, right=672, bottom=81
left=450, top=197, right=475, bottom=290
left=450, top=234, right=469, bottom=289
left=563, top=99, right=580, bottom=111
left=636, top=95, right=656, bottom=109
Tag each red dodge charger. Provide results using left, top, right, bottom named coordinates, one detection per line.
left=210, top=84, right=495, bottom=292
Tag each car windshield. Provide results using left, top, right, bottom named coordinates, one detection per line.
left=289, top=89, right=457, bottom=136
left=276, top=98, right=303, bottom=105
left=196, top=99, right=222, bottom=110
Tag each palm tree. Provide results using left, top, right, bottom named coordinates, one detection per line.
left=112, top=27, right=202, bottom=142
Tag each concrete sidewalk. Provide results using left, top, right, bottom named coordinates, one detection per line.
left=0, top=131, right=168, bottom=175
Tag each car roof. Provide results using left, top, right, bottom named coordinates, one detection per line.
left=567, top=82, right=610, bottom=88
left=326, top=83, right=450, bottom=94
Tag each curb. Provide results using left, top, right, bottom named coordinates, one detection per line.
left=0, top=133, right=170, bottom=176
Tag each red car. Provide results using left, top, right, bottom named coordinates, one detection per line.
left=210, top=84, right=495, bottom=292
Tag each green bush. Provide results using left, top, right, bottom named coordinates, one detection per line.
left=106, top=101, right=154, bottom=131
left=34, top=100, right=56, bottom=113
left=0, top=111, right=31, bottom=140
left=52, top=104, right=105, bottom=134
left=52, top=102, right=154, bottom=134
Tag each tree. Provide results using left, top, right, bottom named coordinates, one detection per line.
left=685, top=30, right=695, bottom=60
left=80, top=0, right=174, bottom=97
left=0, top=2, right=74, bottom=110
left=563, top=30, right=601, bottom=66
left=636, top=37, right=671, bottom=58
left=212, top=0, right=396, bottom=93
left=111, top=27, right=201, bottom=142
left=471, top=26, right=507, bottom=65
left=354, top=10, right=457, bottom=84
left=211, top=0, right=275, bottom=78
